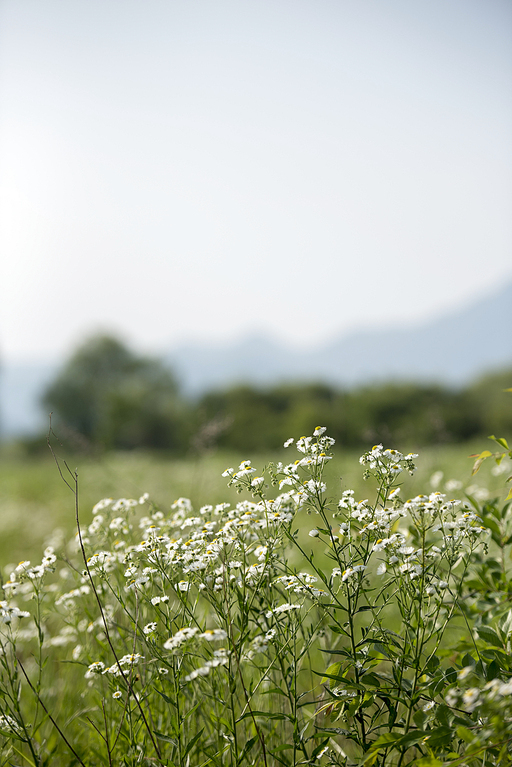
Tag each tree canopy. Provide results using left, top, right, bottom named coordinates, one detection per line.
left=41, top=335, right=185, bottom=450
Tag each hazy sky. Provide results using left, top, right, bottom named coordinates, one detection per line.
left=1, top=0, right=511, bottom=362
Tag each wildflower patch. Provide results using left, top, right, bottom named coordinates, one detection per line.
left=0, top=429, right=511, bottom=765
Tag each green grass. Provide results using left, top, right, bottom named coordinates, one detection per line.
left=0, top=440, right=505, bottom=568
left=1, top=430, right=511, bottom=766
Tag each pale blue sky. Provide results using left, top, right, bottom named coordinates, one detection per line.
left=1, top=0, right=511, bottom=361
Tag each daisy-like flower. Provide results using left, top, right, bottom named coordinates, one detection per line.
left=85, top=661, right=105, bottom=678
left=265, top=603, right=301, bottom=618
left=164, top=627, right=199, bottom=651
left=199, top=629, right=228, bottom=642
left=151, top=595, right=169, bottom=605
left=184, top=649, right=229, bottom=682
left=332, top=565, right=366, bottom=582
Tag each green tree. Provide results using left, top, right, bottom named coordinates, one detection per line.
left=41, top=335, right=186, bottom=450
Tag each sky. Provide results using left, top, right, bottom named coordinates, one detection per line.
left=0, top=0, right=511, bottom=362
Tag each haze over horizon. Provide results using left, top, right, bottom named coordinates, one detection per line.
left=1, top=0, right=511, bottom=364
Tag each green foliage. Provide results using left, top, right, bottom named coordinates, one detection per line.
left=41, top=335, right=187, bottom=450
left=2, top=428, right=512, bottom=765
left=36, top=333, right=512, bottom=454
left=196, top=375, right=510, bottom=453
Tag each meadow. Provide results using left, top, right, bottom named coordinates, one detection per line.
left=1, top=431, right=511, bottom=766
left=0, top=440, right=504, bottom=566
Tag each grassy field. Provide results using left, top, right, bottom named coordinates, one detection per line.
left=1, top=432, right=511, bottom=766
left=0, top=438, right=506, bottom=569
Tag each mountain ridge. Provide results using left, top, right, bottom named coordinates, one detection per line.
left=166, top=280, right=512, bottom=393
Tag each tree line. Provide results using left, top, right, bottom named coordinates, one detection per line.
left=35, top=334, right=512, bottom=454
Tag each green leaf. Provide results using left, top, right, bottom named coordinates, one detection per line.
left=445, top=667, right=457, bottom=685
left=434, top=705, right=451, bottom=728
left=154, top=688, right=177, bottom=708
left=472, top=450, right=492, bottom=475
left=425, top=655, right=440, bottom=674
left=329, top=624, right=347, bottom=635
left=311, top=739, right=330, bottom=759
left=396, top=731, right=428, bottom=749
left=456, top=725, right=475, bottom=743
left=498, top=610, right=512, bottom=638
left=182, top=728, right=204, bottom=759
left=154, top=731, right=177, bottom=746
left=477, top=626, right=502, bottom=648
left=489, top=435, right=509, bottom=449
left=424, top=726, right=453, bottom=747
left=368, top=733, right=402, bottom=750
left=359, top=752, right=380, bottom=766
left=486, top=659, right=501, bottom=679
left=482, top=515, right=501, bottom=538
left=237, top=710, right=287, bottom=722
left=360, top=672, right=381, bottom=687
left=239, top=735, right=258, bottom=760
left=261, top=686, right=289, bottom=696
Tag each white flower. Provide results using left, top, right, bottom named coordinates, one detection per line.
left=266, top=603, right=301, bottom=618
left=199, top=629, right=228, bottom=642
left=309, top=529, right=319, bottom=537
left=72, top=645, right=82, bottom=661
left=143, top=622, right=157, bottom=635
left=184, top=649, right=229, bottom=682
left=113, top=690, right=122, bottom=699
left=85, top=661, right=105, bottom=678
left=151, top=595, right=169, bottom=605
left=333, top=565, right=366, bottom=582
left=462, top=687, right=481, bottom=712
left=164, top=627, right=199, bottom=651
left=283, top=438, right=294, bottom=448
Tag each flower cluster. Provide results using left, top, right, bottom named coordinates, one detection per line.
left=0, top=425, right=505, bottom=767
left=359, top=444, right=418, bottom=478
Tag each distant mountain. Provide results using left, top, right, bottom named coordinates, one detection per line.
left=1, top=280, right=511, bottom=438
left=166, top=280, right=512, bottom=394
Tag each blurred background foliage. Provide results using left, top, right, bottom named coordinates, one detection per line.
left=15, top=334, right=512, bottom=455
